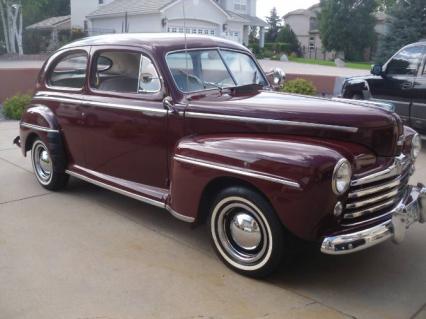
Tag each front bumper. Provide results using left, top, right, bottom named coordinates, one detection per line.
left=321, top=184, right=426, bottom=255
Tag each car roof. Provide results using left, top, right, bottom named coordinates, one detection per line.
left=61, top=33, right=250, bottom=53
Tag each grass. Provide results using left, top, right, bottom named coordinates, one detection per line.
left=287, top=57, right=371, bottom=70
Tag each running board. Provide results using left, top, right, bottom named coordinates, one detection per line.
left=65, top=169, right=195, bottom=223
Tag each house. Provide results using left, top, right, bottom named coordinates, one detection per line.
left=26, top=15, right=71, bottom=51
left=282, top=4, right=329, bottom=59
left=283, top=3, right=389, bottom=60
left=70, top=0, right=267, bottom=47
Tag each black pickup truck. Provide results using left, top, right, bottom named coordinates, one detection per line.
left=341, top=41, right=426, bottom=134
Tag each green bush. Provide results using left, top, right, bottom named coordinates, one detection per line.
left=2, top=94, right=32, bottom=120
left=282, top=78, right=317, bottom=96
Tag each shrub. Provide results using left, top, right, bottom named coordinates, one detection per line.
left=282, top=78, right=317, bottom=96
left=2, top=94, right=32, bottom=120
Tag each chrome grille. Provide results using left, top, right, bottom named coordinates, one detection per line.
left=343, top=155, right=412, bottom=223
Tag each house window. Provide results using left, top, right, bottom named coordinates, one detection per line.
left=98, top=0, right=104, bottom=4
left=309, top=17, right=318, bottom=31
left=234, top=0, right=247, bottom=12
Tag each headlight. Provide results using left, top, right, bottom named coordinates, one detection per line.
left=332, top=159, right=352, bottom=195
left=411, top=134, right=421, bottom=159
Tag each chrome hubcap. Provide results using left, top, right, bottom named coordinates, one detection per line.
left=33, top=142, right=52, bottom=184
left=214, top=199, right=268, bottom=265
left=230, top=213, right=261, bottom=250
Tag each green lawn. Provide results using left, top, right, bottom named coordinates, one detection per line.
left=287, top=57, right=371, bottom=70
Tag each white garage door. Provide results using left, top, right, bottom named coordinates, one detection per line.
left=168, top=26, right=216, bottom=36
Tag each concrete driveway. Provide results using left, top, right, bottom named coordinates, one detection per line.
left=0, top=120, right=425, bottom=319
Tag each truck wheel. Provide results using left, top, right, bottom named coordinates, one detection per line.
left=31, top=139, right=69, bottom=190
left=208, top=187, right=285, bottom=278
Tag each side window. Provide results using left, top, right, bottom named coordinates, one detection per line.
left=139, top=55, right=161, bottom=93
left=386, top=46, right=424, bottom=76
left=91, top=51, right=161, bottom=94
left=48, top=52, right=88, bottom=89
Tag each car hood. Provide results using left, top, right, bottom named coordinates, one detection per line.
left=185, top=91, right=402, bottom=157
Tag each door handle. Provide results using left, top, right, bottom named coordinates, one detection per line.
left=401, top=82, right=413, bottom=90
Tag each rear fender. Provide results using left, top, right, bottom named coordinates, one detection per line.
left=20, top=104, right=66, bottom=172
left=168, top=134, right=352, bottom=241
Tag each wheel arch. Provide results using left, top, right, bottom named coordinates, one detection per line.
left=196, top=176, right=273, bottom=226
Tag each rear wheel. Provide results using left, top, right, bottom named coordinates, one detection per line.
left=31, top=139, right=68, bottom=190
left=208, top=187, right=286, bottom=278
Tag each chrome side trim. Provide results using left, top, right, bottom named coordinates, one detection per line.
left=65, top=169, right=196, bottom=223
left=82, top=100, right=167, bottom=114
left=166, top=206, right=195, bottom=223
left=34, top=95, right=83, bottom=105
left=20, top=122, right=59, bottom=133
left=34, top=95, right=167, bottom=114
left=174, top=155, right=301, bottom=189
left=65, top=169, right=165, bottom=208
left=185, top=112, right=358, bottom=133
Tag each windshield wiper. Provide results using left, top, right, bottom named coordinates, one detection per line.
left=202, top=81, right=230, bottom=93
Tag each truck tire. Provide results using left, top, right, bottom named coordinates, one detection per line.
left=208, top=186, right=286, bottom=278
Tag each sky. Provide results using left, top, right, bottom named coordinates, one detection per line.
left=256, top=0, right=319, bottom=20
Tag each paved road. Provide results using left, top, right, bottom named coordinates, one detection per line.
left=0, top=120, right=425, bottom=319
left=259, top=60, right=369, bottom=77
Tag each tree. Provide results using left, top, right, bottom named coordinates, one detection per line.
left=276, top=25, right=302, bottom=55
left=376, top=0, right=426, bottom=62
left=0, top=0, right=23, bottom=54
left=265, top=7, right=281, bottom=42
left=0, top=0, right=69, bottom=54
left=319, top=0, right=378, bottom=61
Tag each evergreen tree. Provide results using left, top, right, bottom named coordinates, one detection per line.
left=265, top=7, right=281, bottom=42
left=276, top=25, right=301, bottom=55
left=319, top=0, right=378, bottom=60
left=376, top=0, right=426, bottom=63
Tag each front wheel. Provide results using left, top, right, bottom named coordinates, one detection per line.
left=209, top=187, right=286, bottom=278
left=31, top=139, right=69, bottom=190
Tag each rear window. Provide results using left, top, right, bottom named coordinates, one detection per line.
left=48, top=51, right=88, bottom=89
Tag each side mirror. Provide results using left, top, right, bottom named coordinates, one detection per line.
left=266, top=68, right=286, bottom=89
left=371, top=64, right=383, bottom=76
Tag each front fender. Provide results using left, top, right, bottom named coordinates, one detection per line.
left=168, top=134, right=352, bottom=241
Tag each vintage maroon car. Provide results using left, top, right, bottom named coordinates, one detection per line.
left=15, top=34, right=426, bottom=277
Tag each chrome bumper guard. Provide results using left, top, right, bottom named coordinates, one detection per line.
left=321, top=184, right=426, bottom=255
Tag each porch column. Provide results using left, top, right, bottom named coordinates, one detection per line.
left=242, top=25, right=249, bottom=46
left=259, top=26, right=265, bottom=48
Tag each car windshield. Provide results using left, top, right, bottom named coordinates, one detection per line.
left=166, top=49, right=267, bottom=93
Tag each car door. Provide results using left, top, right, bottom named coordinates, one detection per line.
left=42, top=49, right=90, bottom=167
left=411, top=46, right=426, bottom=134
left=368, top=45, right=424, bottom=124
left=81, top=46, right=169, bottom=189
